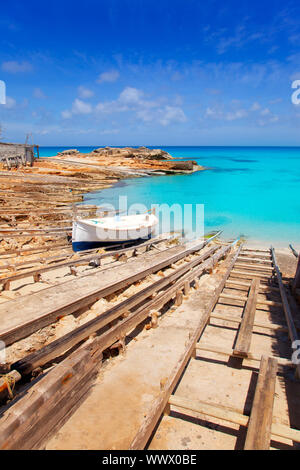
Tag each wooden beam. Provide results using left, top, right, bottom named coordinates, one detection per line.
left=244, top=356, right=278, bottom=450
left=0, top=337, right=103, bottom=450
left=237, top=256, right=272, bottom=264
left=271, top=247, right=300, bottom=379
left=231, top=270, right=270, bottom=280
left=292, top=254, right=300, bottom=292
left=168, top=393, right=300, bottom=443
left=196, top=343, right=292, bottom=367
left=233, top=279, right=260, bottom=357
left=234, top=262, right=273, bottom=272
left=289, top=244, right=299, bottom=258
left=239, top=253, right=271, bottom=260
left=219, top=292, right=282, bottom=307
left=210, top=312, right=290, bottom=333
left=242, top=249, right=270, bottom=253
left=0, top=242, right=71, bottom=258
left=0, top=237, right=193, bottom=286
left=225, top=279, right=280, bottom=293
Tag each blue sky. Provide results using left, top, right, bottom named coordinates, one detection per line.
left=0, top=0, right=300, bottom=146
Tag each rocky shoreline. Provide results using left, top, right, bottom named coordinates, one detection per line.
left=53, top=146, right=205, bottom=176
left=0, top=146, right=205, bottom=257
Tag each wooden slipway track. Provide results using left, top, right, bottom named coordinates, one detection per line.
left=0, top=240, right=299, bottom=450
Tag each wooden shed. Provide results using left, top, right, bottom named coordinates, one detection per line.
left=0, top=142, right=38, bottom=168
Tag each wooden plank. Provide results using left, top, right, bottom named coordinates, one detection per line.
left=0, top=229, right=72, bottom=238
left=129, top=244, right=242, bottom=449
left=239, top=253, right=271, bottom=260
left=225, top=279, right=280, bottom=293
left=169, top=394, right=249, bottom=427
left=0, top=236, right=168, bottom=285
left=231, top=270, right=270, bottom=280
left=196, top=343, right=292, bottom=367
left=210, top=312, right=290, bottom=333
left=168, top=394, right=300, bottom=443
left=0, top=337, right=103, bottom=450
left=233, top=279, right=260, bottom=357
left=292, top=254, right=300, bottom=292
left=234, top=262, right=273, bottom=272
left=242, top=249, right=270, bottom=253
left=271, top=246, right=300, bottom=379
left=237, top=256, right=272, bottom=264
left=0, top=242, right=71, bottom=258
left=244, top=356, right=278, bottom=449
left=289, top=244, right=299, bottom=258
left=219, top=292, right=282, bottom=307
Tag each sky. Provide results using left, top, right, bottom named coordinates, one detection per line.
left=0, top=0, right=300, bottom=146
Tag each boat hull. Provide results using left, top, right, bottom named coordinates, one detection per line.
left=72, top=214, right=158, bottom=252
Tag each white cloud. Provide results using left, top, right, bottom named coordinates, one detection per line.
left=97, top=70, right=119, bottom=83
left=269, top=98, right=282, bottom=104
left=159, top=106, right=187, bottom=126
left=33, top=88, right=46, bottom=99
left=100, top=129, right=120, bottom=135
left=119, top=87, right=143, bottom=105
left=225, top=109, right=248, bottom=121
left=136, top=108, right=154, bottom=122
left=261, top=108, right=270, bottom=116
left=72, top=98, right=92, bottom=115
left=61, top=110, right=72, bottom=119
left=62, top=98, right=93, bottom=118
left=205, top=106, right=247, bottom=121
left=4, top=96, right=16, bottom=109
left=62, top=86, right=186, bottom=127
left=96, top=87, right=157, bottom=115
left=2, top=60, right=32, bottom=73
left=250, top=102, right=261, bottom=111
left=78, top=86, right=94, bottom=99
left=205, top=107, right=222, bottom=118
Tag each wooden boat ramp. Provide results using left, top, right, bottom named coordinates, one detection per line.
left=0, top=236, right=299, bottom=450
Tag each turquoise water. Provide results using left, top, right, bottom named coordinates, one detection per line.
left=40, top=146, right=300, bottom=245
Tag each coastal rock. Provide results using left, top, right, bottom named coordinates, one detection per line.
left=91, top=146, right=173, bottom=160
left=57, top=149, right=79, bottom=156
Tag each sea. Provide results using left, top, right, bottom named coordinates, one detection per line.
left=39, top=146, right=300, bottom=248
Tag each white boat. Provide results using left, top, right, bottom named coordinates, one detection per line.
left=72, top=211, right=159, bottom=251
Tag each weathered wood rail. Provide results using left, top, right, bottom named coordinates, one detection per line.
left=0, top=236, right=168, bottom=289
left=0, top=236, right=222, bottom=347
